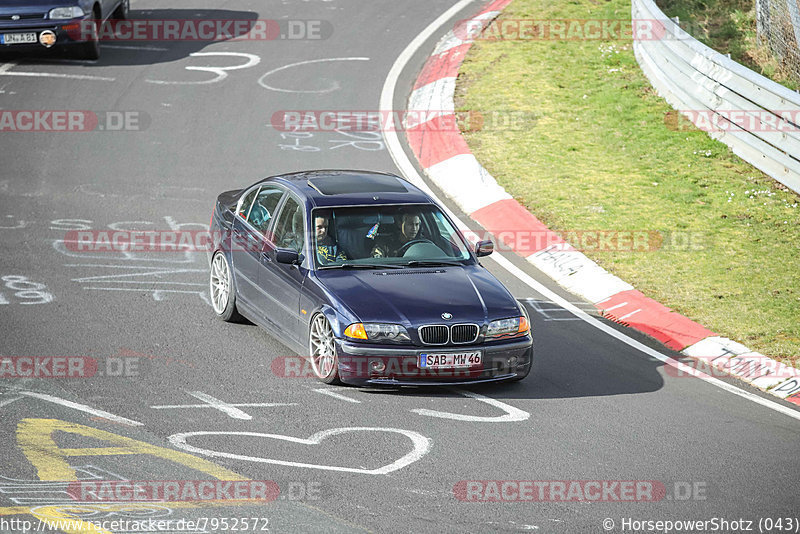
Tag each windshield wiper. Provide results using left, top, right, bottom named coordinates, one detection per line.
left=403, top=260, right=464, bottom=267
left=321, top=262, right=404, bottom=270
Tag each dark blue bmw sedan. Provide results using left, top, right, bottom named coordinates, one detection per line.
left=0, top=0, right=128, bottom=59
left=208, top=170, right=533, bottom=386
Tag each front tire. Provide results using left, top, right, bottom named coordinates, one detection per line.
left=210, top=251, right=243, bottom=322
left=76, top=17, right=100, bottom=60
left=309, top=314, right=341, bottom=384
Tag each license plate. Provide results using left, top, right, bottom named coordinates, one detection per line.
left=419, top=351, right=482, bottom=369
left=1, top=33, right=37, bottom=45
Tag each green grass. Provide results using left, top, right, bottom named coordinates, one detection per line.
left=456, top=0, right=800, bottom=363
left=657, top=0, right=798, bottom=89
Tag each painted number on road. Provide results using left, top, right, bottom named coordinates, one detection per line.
left=147, top=52, right=261, bottom=85
left=0, top=275, right=53, bottom=305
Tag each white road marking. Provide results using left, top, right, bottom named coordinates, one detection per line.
left=53, top=239, right=195, bottom=263
left=65, top=264, right=196, bottom=269
left=168, top=427, right=431, bottom=475
left=147, top=52, right=260, bottom=85
left=18, top=391, right=142, bottom=426
left=152, top=402, right=296, bottom=409
left=312, top=388, right=361, bottom=403
left=379, top=0, right=800, bottom=423
left=186, top=391, right=251, bottom=420
left=83, top=287, right=210, bottom=304
left=77, top=281, right=205, bottom=286
left=603, top=301, right=629, bottom=312
left=72, top=268, right=205, bottom=282
left=411, top=389, right=529, bottom=422
left=151, top=391, right=296, bottom=420
left=104, top=45, right=168, bottom=51
left=258, top=57, right=369, bottom=94
left=0, top=396, right=21, bottom=408
left=618, top=309, right=642, bottom=321
left=0, top=64, right=114, bottom=81
left=524, top=299, right=584, bottom=321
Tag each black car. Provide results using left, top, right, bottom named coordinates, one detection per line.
left=0, top=0, right=128, bottom=59
left=208, top=170, right=534, bottom=387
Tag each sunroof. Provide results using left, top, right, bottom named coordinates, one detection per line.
left=307, top=174, right=409, bottom=195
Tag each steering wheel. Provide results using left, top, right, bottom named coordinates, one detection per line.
left=397, top=238, right=435, bottom=256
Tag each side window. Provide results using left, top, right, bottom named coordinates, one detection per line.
left=248, top=187, right=284, bottom=234
left=272, top=197, right=304, bottom=253
left=237, top=187, right=259, bottom=220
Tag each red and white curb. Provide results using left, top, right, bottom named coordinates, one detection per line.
left=404, top=0, right=800, bottom=404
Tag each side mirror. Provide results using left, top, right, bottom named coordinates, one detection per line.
left=475, top=240, right=494, bottom=257
left=275, top=248, right=303, bottom=265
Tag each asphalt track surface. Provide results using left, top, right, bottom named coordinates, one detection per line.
left=0, top=1, right=798, bottom=533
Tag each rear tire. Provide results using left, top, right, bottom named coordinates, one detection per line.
left=112, top=0, right=129, bottom=20
left=210, top=251, right=244, bottom=322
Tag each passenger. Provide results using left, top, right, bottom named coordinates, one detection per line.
left=371, top=212, right=422, bottom=258
left=315, top=215, right=347, bottom=264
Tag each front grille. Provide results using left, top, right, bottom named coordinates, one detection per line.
left=419, top=325, right=448, bottom=345
left=0, top=14, right=46, bottom=21
left=451, top=324, right=479, bottom=344
left=418, top=323, right=480, bottom=345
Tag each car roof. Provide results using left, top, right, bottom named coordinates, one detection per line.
left=259, top=170, right=433, bottom=208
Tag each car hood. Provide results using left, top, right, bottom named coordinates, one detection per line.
left=0, top=3, right=62, bottom=13
left=316, top=265, right=520, bottom=325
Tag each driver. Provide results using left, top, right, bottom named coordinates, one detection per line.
left=315, top=215, right=347, bottom=265
left=371, top=212, right=422, bottom=258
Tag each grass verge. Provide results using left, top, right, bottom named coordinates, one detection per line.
left=456, top=0, right=800, bottom=363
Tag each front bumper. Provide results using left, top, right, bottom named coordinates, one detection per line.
left=336, top=336, right=533, bottom=386
left=0, top=20, right=92, bottom=51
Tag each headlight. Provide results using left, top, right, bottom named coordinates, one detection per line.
left=49, top=7, right=85, bottom=19
left=344, top=323, right=411, bottom=344
left=486, top=316, right=529, bottom=339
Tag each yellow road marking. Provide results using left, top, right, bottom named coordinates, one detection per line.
left=16, top=419, right=246, bottom=482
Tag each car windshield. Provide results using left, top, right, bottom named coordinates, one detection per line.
left=312, top=204, right=473, bottom=269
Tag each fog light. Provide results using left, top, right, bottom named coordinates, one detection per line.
left=507, top=356, right=518, bottom=367
left=39, top=30, right=57, bottom=47
left=369, top=360, right=386, bottom=372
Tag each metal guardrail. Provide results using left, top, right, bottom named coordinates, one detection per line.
left=633, top=0, right=800, bottom=194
